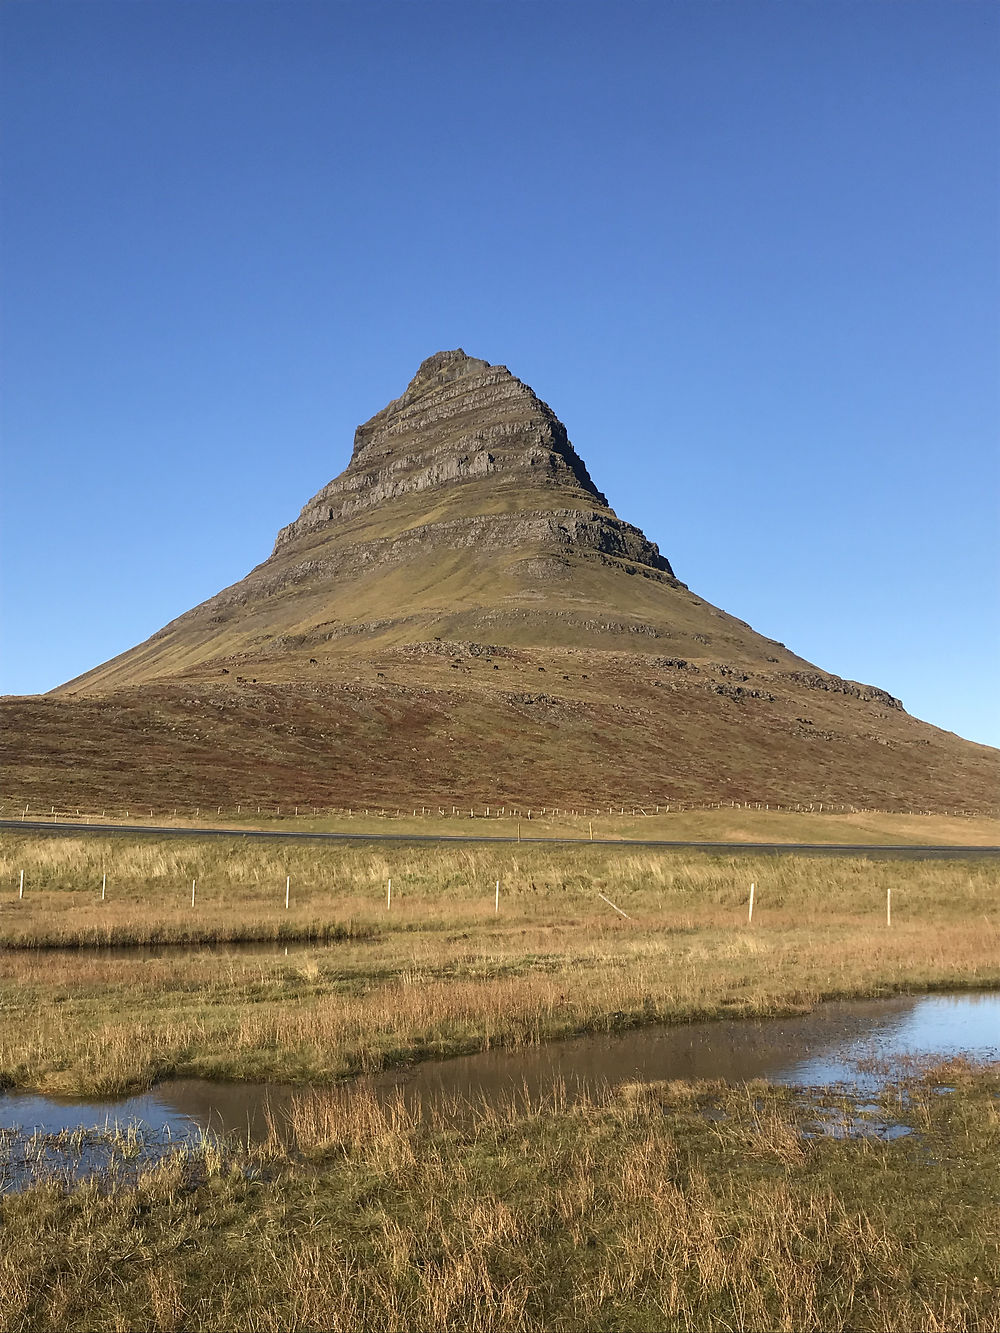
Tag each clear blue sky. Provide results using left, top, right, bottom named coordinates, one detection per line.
left=2, top=0, right=997, bottom=747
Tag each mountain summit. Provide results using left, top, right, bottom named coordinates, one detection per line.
left=271, top=346, right=667, bottom=571
left=58, top=349, right=801, bottom=690
left=272, top=348, right=628, bottom=556
left=5, top=351, right=997, bottom=812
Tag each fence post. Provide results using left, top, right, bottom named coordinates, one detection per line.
left=748, top=881, right=755, bottom=924
left=886, top=886, right=891, bottom=927
left=286, top=876, right=290, bottom=910
left=495, top=880, right=500, bottom=913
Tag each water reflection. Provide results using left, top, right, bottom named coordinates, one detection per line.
left=0, top=1081, right=292, bottom=1144
left=2, top=991, right=997, bottom=1163
left=1, top=938, right=326, bottom=964
left=366, top=991, right=1000, bottom=1114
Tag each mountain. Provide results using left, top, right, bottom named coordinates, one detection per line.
left=58, top=348, right=790, bottom=686
left=3, top=350, right=997, bottom=813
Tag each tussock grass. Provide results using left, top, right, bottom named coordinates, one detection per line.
left=2, top=832, right=997, bottom=945
left=0, top=834, right=997, bottom=1095
left=1, top=1065, right=997, bottom=1331
left=0, top=1121, right=229, bottom=1195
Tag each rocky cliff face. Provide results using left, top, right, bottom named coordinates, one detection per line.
left=272, top=349, right=671, bottom=572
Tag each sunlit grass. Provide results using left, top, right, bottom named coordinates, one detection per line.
left=0, top=834, right=996, bottom=1096
left=1, top=1064, right=997, bottom=1331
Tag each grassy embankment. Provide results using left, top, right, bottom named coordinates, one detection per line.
left=9, top=805, right=1000, bottom=846
left=1, top=1063, right=998, bottom=1331
left=0, top=832, right=997, bottom=1095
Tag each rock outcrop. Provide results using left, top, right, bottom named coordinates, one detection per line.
left=272, top=349, right=670, bottom=571
left=63, top=348, right=735, bottom=689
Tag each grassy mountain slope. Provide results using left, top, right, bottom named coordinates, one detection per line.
left=4, top=350, right=996, bottom=813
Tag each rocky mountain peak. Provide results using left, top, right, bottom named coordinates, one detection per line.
left=402, top=348, right=491, bottom=400
left=274, top=349, right=626, bottom=553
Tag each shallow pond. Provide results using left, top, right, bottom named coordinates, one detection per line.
left=367, top=989, right=1000, bottom=1110
left=0, top=938, right=340, bottom=963
left=2, top=990, right=997, bottom=1167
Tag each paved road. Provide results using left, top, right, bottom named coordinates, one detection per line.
left=3, top=819, right=998, bottom=859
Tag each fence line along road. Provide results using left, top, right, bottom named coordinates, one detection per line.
left=7, top=800, right=998, bottom=821
left=2, top=819, right=998, bottom=859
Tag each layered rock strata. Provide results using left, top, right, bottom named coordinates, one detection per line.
left=270, top=350, right=671, bottom=578
left=7, top=347, right=995, bottom=813
left=274, top=351, right=627, bottom=545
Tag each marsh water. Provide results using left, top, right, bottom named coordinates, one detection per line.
left=2, top=991, right=997, bottom=1168
left=11, top=938, right=335, bottom=963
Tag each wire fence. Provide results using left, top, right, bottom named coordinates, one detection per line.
left=3, top=798, right=997, bottom=826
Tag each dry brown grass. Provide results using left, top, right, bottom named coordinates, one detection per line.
left=0, top=833, right=996, bottom=1095
left=6, top=634, right=999, bottom=819
left=2, top=1066, right=998, bottom=1331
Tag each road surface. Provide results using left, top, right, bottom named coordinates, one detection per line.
left=3, top=819, right=997, bottom=859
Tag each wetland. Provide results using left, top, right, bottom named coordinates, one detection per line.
left=0, top=829, right=998, bottom=1330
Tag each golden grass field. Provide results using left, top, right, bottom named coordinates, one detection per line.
left=1, top=1063, right=997, bottom=1331
left=0, top=829, right=997, bottom=1095
left=1, top=826, right=998, bottom=1330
